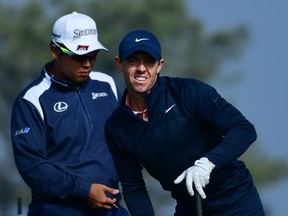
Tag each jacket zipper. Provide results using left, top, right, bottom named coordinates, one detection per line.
left=76, top=88, right=93, bottom=127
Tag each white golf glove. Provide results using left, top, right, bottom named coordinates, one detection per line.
left=174, top=157, right=215, bottom=199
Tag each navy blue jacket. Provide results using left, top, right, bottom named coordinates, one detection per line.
left=105, top=76, right=260, bottom=215
left=11, top=62, right=123, bottom=214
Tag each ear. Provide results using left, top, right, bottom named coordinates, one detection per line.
left=114, top=56, right=123, bottom=71
left=156, top=58, right=164, bottom=74
left=50, top=44, right=60, bottom=60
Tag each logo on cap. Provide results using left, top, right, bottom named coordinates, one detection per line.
left=135, top=38, right=149, bottom=42
left=73, top=29, right=97, bottom=40
left=52, top=32, right=61, bottom=39
left=77, top=45, right=89, bottom=51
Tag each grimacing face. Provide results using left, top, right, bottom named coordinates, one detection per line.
left=115, top=51, right=164, bottom=97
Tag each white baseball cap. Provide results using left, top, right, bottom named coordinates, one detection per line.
left=51, top=12, right=107, bottom=55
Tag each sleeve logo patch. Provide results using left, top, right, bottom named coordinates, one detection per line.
left=15, top=127, right=30, bottom=136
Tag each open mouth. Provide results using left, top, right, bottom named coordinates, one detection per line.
left=134, top=76, right=147, bottom=81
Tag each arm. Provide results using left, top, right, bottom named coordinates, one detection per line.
left=105, top=123, right=155, bottom=216
left=175, top=80, right=256, bottom=198
left=11, top=98, right=90, bottom=201
left=195, top=84, right=257, bottom=167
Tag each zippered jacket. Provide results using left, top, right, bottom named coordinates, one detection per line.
left=105, top=76, right=258, bottom=215
left=11, top=62, right=122, bottom=207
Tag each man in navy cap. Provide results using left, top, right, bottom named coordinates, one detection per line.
left=105, top=29, right=265, bottom=215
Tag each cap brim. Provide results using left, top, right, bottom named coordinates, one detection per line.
left=121, top=46, right=160, bottom=60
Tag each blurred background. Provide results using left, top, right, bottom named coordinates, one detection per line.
left=0, top=0, right=287, bottom=215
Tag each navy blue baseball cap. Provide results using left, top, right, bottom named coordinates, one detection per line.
left=118, top=30, right=161, bottom=61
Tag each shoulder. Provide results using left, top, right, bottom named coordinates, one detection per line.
left=18, top=73, right=51, bottom=103
left=12, top=74, right=51, bottom=120
left=161, top=76, right=214, bottom=94
left=160, top=76, right=221, bottom=111
left=89, top=71, right=119, bottom=100
left=89, top=71, right=115, bottom=84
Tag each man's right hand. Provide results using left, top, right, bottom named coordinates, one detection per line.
left=87, top=183, right=119, bottom=209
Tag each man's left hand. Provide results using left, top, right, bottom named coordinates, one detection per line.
left=174, top=157, right=215, bottom=199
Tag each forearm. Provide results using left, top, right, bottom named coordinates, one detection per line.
left=122, top=182, right=155, bottom=216
left=198, top=89, right=257, bottom=168
left=16, top=155, right=91, bottom=200
left=205, top=122, right=257, bottom=168
left=11, top=101, right=91, bottom=201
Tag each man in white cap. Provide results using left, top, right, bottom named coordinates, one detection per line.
left=10, top=12, right=129, bottom=216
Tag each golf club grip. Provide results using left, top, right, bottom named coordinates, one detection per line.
left=195, top=191, right=203, bottom=216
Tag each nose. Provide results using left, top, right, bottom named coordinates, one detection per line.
left=137, top=61, right=146, bottom=72
left=81, top=58, right=94, bottom=69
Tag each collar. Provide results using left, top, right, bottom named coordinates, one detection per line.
left=42, top=61, right=88, bottom=89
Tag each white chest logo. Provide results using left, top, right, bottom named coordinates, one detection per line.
left=54, top=102, right=68, bottom=112
left=92, top=92, right=108, bottom=99
left=165, top=104, right=176, bottom=114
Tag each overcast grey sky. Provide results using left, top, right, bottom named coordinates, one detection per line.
left=188, top=1, right=288, bottom=215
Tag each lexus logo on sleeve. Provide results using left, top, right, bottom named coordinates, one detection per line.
left=54, top=102, right=68, bottom=112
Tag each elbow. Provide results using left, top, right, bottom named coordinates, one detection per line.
left=250, top=122, right=257, bottom=142
left=251, top=129, right=257, bottom=144
left=246, top=122, right=257, bottom=144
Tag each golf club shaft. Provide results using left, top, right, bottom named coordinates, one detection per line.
left=195, top=191, right=203, bottom=216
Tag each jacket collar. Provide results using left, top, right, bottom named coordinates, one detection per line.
left=42, top=61, right=89, bottom=89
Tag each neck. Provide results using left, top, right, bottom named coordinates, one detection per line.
left=125, top=92, right=146, bottom=112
